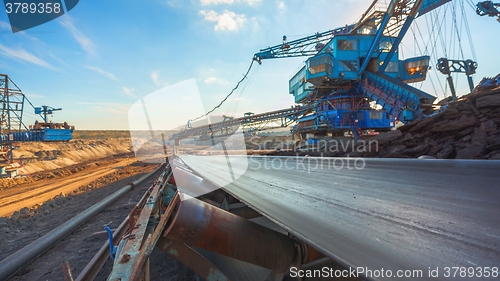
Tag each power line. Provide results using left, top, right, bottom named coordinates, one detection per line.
left=187, top=59, right=256, bottom=126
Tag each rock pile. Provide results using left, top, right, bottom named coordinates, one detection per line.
left=362, top=74, right=500, bottom=159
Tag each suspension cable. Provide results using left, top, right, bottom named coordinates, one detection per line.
left=188, top=59, right=256, bottom=125
left=461, top=0, right=477, bottom=61
left=226, top=64, right=259, bottom=118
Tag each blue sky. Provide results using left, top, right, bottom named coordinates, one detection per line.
left=0, top=0, right=498, bottom=130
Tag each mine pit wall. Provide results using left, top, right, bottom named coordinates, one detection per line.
left=11, top=138, right=133, bottom=174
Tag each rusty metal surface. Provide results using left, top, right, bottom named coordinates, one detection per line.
left=61, top=261, right=74, bottom=281
left=107, top=167, right=170, bottom=281
left=156, top=237, right=230, bottom=281
left=76, top=166, right=170, bottom=281
left=162, top=195, right=296, bottom=273
left=108, top=177, right=161, bottom=281
left=179, top=155, right=500, bottom=281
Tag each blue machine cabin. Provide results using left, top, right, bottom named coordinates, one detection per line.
left=297, top=34, right=432, bottom=87
left=289, top=33, right=435, bottom=137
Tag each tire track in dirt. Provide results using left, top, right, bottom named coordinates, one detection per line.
left=0, top=158, right=137, bottom=217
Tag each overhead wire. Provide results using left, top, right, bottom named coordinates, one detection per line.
left=418, top=7, right=448, bottom=98
left=435, top=7, right=451, bottom=97
left=466, top=0, right=477, bottom=11
left=228, top=64, right=259, bottom=118
left=220, top=59, right=259, bottom=120
left=451, top=0, right=465, bottom=60
left=462, top=0, right=477, bottom=61
left=188, top=59, right=256, bottom=125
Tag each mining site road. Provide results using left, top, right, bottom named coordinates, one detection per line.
left=0, top=158, right=137, bottom=217
left=179, top=155, right=500, bottom=281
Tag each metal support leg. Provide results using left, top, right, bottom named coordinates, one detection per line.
left=467, top=75, right=475, bottom=93
left=446, top=75, right=457, bottom=100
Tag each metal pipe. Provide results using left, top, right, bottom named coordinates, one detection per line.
left=163, top=196, right=295, bottom=273
left=0, top=164, right=163, bottom=281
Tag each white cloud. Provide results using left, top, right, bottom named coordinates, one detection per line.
left=0, top=21, right=10, bottom=30
left=122, top=86, right=136, bottom=97
left=245, top=0, right=261, bottom=5
left=201, top=0, right=234, bottom=5
left=24, top=93, right=45, bottom=99
left=85, top=102, right=132, bottom=115
left=277, top=1, right=285, bottom=9
left=0, top=44, right=53, bottom=69
left=92, top=104, right=130, bottom=115
left=199, top=10, right=246, bottom=31
left=204, top=77, right=229, bottom=84
left=86, top=66, right=118, bottom=80
left=151, top=71, right=160, bottom=86
left=105, top=105, right=130, bottom=115
left=204, top=77, right=217, bottom=83
left=1, top=21, right=40, bottom=41
left=59, top=15, right=96, bottom=56
left=200, top=0, right=260, bottom=5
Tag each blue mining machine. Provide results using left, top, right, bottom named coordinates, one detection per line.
left=476, top=1, right=500, bottom=22
left=30, top=106, right=74, bottom=141
left=0, top=74, right=74, bottom=165
left=252, top=0, right=455, bottom=139
left=173, top=0, right=482, bottom=143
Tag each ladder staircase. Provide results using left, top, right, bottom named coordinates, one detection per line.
left=360, top=71, right=435, bottom=122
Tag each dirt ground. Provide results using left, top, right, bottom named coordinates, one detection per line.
left=0, top=135, right=198, bottom=280
left=2, top=166, right=197, bottom=281
left=13, top=138, right=133, bottom=175
left=0, top=157, right=138, bottom=218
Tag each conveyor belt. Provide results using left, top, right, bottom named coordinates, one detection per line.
left=178, top=155, right=500, bottom=281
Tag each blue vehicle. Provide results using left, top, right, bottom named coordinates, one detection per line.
left=254, top=0, right=448, bottom=138
left=172, top=0, right=480, bottom=143
left=0, top=74, right=74, bottom=163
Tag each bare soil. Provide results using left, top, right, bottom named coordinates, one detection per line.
left=1, top=164, right=197, bottom=281
left=0, top=134, right=196, bottom=281
left=0, top=157, right=137, bottom=218
left=13, top=138, right=132, bottom=175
